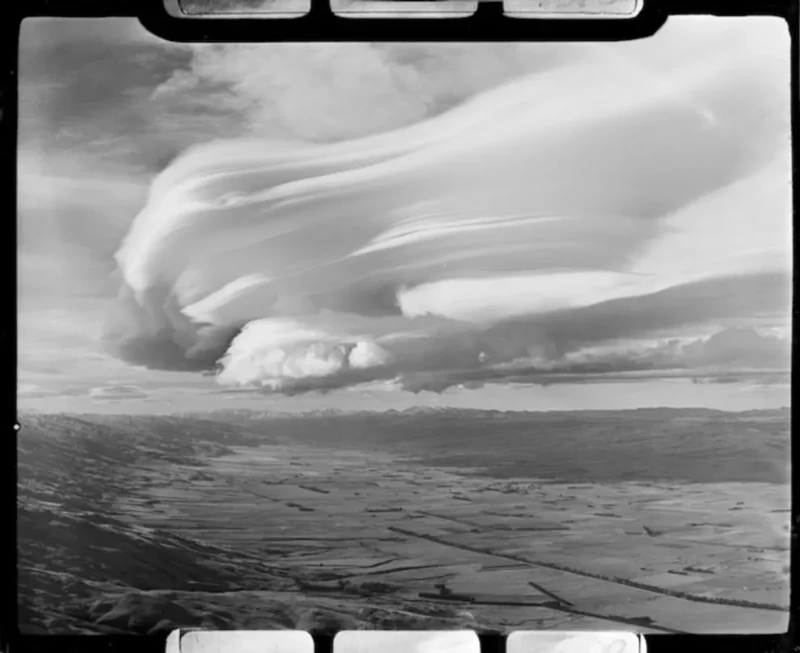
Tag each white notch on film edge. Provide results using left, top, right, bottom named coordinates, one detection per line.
left=332, top=0, right=642, bottom=18
left=165, top=630, right=647, bottom=653
left=165, top=0, right=312, bottom=18
left=506, top=631, right=645, bottom=653
left=331, top=0, right=479, bottom=18
left=334, top=630, right=481, bottom=653
left=503, top=0, right=642, bottom=19
left=166, top=629, right=315, bottom=653
left=164, top=0, right=642, bottom=18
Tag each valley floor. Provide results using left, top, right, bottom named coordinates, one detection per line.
left=18, top=413, right=790, bottom=634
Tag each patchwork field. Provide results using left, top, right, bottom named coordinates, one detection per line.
left=17, top=408, right=790, bottom=634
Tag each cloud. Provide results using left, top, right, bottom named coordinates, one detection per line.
left=149, top=17, right=789, bottom=149
left=467, top=326, right=790, bottom=387
left=349, top=341, right=393, bottom=369
left=151, top=42, right=582, bottom=143
left=681, top=327, right=791, bottom=368
left=88, top=384, right=150, bottom=401
left=216, top=318, right=393, bottom=389
left=18, top=19, right=791, bottom=401
left=17, top=153, right=149, bottom=311
left=103, top=20, right=791, bottom=396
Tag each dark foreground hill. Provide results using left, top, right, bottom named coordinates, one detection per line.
left=18, top=412, right=479, bottom=633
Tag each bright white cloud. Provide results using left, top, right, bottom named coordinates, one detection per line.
left=216, top=319, right=393, bottom=389
left=348, top=341, right=393, bottom=369
left=396, top=271, right=643, bottom=322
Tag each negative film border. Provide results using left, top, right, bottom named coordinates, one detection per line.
left=3, top=0, right=797, bottom=652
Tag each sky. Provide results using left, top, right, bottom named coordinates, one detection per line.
left=17, top=16, right=792, bottom=414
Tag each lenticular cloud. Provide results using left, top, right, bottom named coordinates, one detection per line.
left=106, top=25, right=791, bottom=393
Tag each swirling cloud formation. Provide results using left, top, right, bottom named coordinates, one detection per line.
left=106, top=20, right=791, bottom=394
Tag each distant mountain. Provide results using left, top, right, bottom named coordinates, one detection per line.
left=303, top=408, right=351, bottom=418
left=169, top=405, right=789, bottom=421
left=21, top=405, right=788, bottom=425
left=175, top=408, right=294, bottom=421
left=19, top=403, right=789, bottom=487
left=398, top=406, right=452, bottom=416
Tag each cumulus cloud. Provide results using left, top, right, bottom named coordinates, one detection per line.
left=99, top=18, right=791, bottom=395
left=215, top=318, right=393, bottom=389
left=423, top=327, right=791, bottom=389
left=17, top=154, right=150, bottom=313
left=681, top=327, right=791, bottom=368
